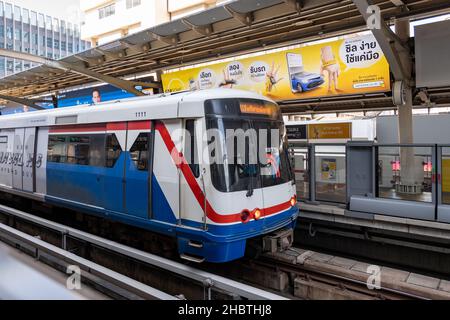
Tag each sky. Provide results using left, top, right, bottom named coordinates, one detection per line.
left=8, top=0, right=82, bottom=23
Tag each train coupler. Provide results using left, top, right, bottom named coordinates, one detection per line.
left=262, top=228, right=294, bottom=254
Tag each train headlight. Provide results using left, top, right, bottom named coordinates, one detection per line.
left=240, top=210, right=251, bottom=223
left=290, top=196, right=297, bottom=207
left=253, top=209, right=262, bottom=220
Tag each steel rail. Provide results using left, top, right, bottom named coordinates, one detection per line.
left=0, top=204, right=287, bottom=301
left=0, top=222, right=178, bottom=300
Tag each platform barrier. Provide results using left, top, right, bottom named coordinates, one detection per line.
left=289, top=142, right=450, bottom=223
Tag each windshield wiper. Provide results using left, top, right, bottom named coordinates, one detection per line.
left=246, top=174, right=254, bottom=198
left=245, top=164, right=255, bottom=198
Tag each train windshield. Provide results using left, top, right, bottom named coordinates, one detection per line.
left=205, top=99, right=292, bottom=193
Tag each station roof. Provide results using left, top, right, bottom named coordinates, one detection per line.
left=1, top=0, right=450, bottom=113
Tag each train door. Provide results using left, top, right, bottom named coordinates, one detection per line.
left=179, top=119, right=203, bottom=228
left=0, top=131, right=14, bottom=187
left=23, top=127, right=37, bottom=193
left=124, top=121, right=153, bottom=219
left=151, top=120, right=180, bottom=224
left=13, top=128, right=25, bottom=190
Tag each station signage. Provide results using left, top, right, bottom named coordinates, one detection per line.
left=308, top=123, right=352, bottom=140
left=161, top=34, right=391, bottom=101
left=286, top=123, right=352, bottom=140
left=286, top=125, right=308, bottom=140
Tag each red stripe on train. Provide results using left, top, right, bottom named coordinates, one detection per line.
left=50, top=121, right=151, bottom=133
left=154, top=121, right=293, bottom=224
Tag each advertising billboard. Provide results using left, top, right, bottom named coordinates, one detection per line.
left=162, top=34, right=391, bottom=101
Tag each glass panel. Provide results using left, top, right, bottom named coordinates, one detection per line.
left=130, top=133, right=149, bottom=171
left=290, top=145, right=309, bottom=201
left=48, top=136, right=67, bottom=163
left=378, top=146, right=432, bottom=203
left=105, top=134, right=122, bottom=168
left=442, top=147, right=450, bottom=205
left=185, top=120, right=199, bottom=178
left=314, top=145, right=346, bottom=203
left=67, top=136, right=90, bottom=165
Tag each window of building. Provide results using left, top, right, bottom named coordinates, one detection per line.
left=126, top=0, right=141, bottom=9
left=106, top=134, right=122, bottom=168
left=13, top=5, right=20, bottom=21
left=99, top=4, right=115, bottom=19
left=130, top=133, right=150, bottom=171
left=5, top=3, right=11, bottom=19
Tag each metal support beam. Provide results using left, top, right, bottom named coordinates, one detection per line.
left=181, top=19, right=214, bottom=37
left=224, top=5, right=254, bottom=27
left=0, top=94, right=47, bottom=110
left=283, top=0, right=303, bottom=13
left=0, top=49, right=150, bottom=96
left=352, top=0, right=411, bottom=82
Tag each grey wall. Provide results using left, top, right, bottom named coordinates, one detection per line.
left=416, top=19, right=450, bottom=88
left=377, top=114, right=450, bottom=144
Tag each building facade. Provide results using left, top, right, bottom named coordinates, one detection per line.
left=81, top=0, right=228, bottom=47
left=0, top=1, right=90, bottom=78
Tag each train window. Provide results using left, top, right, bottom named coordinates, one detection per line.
left=0, top=136, right=7, bottom=144
left=89, top=135, right=106, bottom=167
left=48, top=135, right=68, bottom=163
left=130, top=133, right=150, bottom=171
left=105, top=134, right=122, bottom=168
left=67, top=136, right=90, bottom=165
left=185, top=120, right=200, bottom=178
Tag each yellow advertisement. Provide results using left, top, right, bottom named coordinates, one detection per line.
left=308, top=123, right=352, bottom=140
left=443, top=159, right=450, bottom=193
left=162, top=34, right=391, bottom=101
left=321, top=159, right=337, bottom=181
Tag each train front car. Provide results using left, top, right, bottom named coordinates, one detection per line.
left=175, top=90, right=299, bottom=263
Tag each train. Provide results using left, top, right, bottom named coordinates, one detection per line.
left=0, top=89, right=299, bottom=263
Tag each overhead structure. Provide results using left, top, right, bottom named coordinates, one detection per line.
left=0, top=0, right=449, bottom=113
left=0, top=49, right=159, bottom=97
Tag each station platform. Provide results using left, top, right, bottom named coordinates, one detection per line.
left=0, top=242, right=108, bottom=300
left=298, top=202, right=450, bottom=242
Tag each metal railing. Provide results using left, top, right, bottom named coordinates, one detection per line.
left=289, top=142, right=450, bottom=223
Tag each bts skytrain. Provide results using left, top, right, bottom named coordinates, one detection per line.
left=0, top=89, right=298, bottom=263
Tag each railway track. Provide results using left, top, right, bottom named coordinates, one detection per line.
left=1, top=197, right=449, bottom=300
left=0, top=203, right=287, bottom=300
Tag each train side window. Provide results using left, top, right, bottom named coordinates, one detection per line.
left=0, top=136, right=7, bottom=144
left=67, top=136, right=90, bottom=165
left=48, top=135, right=68, bottom=163
left=130, top=133, right=149, bottom=171
left=105, top=134, right=122, bottom=168
left=89, top=135, right=106, bottom=167
left=185, top=120, right=200, bottom=178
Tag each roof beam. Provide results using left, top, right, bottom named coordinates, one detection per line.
left=352, top=0, right=410, bottom=82
left=74, top=54, right=104, bottom=65
left=0, top=94, right=48, bottom=110
left=151, top=33, right=179, bottom=46
left=390, top=0, right=405, bottom=6
left=283, top=0, right=303, bottom=13
left=93, top=48, right=128, bottom=60
left=224, top=5, right=254, bottom=27
left=0, top=49, right=148, bottom=96
left=181, top=19, right=214, bottom=37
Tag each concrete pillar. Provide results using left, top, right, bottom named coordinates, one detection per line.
left=395, top=18, right=421, bottom=193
